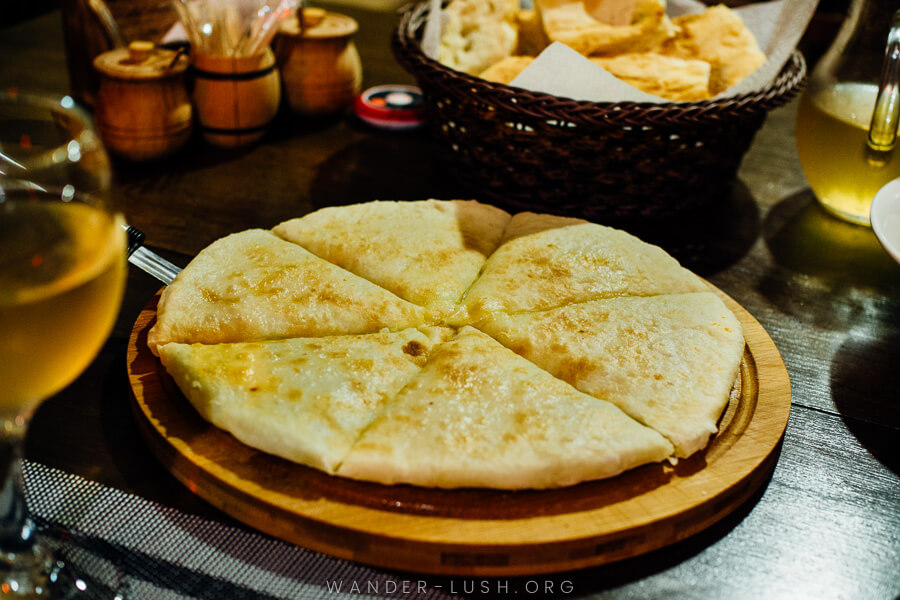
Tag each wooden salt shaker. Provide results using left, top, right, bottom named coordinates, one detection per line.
left=93, top=41, right=192, bottom=161
left=192, top=49, right=281, bottom=148
left=275, top=8, right=362, bottom=116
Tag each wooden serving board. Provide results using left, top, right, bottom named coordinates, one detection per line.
left=126, top=289, right=791, bottom=576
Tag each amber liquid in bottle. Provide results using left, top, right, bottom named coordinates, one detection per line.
left=797, top=83, right=900, bottom=226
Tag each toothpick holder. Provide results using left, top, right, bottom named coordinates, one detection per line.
left=192, top=49, right=281, bottom=148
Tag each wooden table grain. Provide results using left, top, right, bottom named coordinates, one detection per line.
left=2, top=7, right=899, bottom=600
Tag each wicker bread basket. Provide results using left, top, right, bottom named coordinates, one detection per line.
left=392, top=2, right=807, bottom=221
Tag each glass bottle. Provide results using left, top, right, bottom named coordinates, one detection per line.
left=796, top=1, right=900, bottom=226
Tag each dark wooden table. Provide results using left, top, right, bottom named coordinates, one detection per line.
left=3, top=7, right=900, bottom=599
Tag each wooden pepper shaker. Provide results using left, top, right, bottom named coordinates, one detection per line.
left=93, top=41, right=192, bottom=161
left=275, top=8, right=363, bottom=116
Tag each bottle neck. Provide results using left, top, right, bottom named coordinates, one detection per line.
left=812, top=0, right=898, bottom=89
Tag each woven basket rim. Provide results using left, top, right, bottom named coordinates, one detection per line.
left=392, top=0, right=807, bottom=126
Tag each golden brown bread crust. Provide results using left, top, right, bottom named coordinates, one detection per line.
left=475, top=293, right=745, bottom=457
left=659, top=5, right=765, bottom=95
left=537, top=0, right=675, bottom=56
left=590, top=52, right=711, bottom=101
left=273, top=200, right=511, bottom=320
left=479, top=56, right=535, bottom=84
left=336, top=327, right=675, bottom=489
left=155, top=200, right=745, bottom=489
left=147, top=229, right=426, bottom=354
left=473, top=2, right=766, bottom=99
left=515, top=9, right=550, bottom=56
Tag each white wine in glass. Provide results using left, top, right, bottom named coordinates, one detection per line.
left=0, top=91, right=125, bottom=597
left=0, top=194, right=126, bottom=416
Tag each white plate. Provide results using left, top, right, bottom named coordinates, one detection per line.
left=871, top=178, right=900, bottom=265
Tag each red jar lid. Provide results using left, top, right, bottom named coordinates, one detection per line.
left=353, top=85, right=426, bottom=130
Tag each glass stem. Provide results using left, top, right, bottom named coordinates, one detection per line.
left=0, top=416, right=36, bottom=557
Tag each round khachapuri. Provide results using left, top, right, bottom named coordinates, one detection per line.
left=148, top=199, right=744, bottom=489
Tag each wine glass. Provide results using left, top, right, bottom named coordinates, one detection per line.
left=0, top=91, right=126, bottom=597
left=0, top=90, right=110, bottom=194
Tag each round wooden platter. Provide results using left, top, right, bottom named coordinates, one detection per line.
left=126, top=289, right=791, bottom=576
